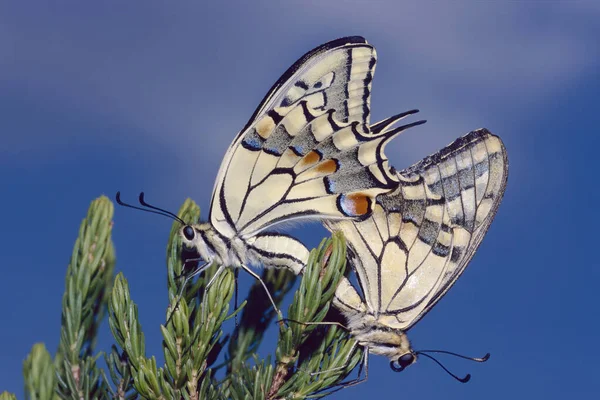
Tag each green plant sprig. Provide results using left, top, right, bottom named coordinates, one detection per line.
left=19, top=195, right=365, bottom=400
left=54, top=196, right=115, bottom=399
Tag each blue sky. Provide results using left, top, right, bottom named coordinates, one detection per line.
left=2, top=1, right=599, bottom=398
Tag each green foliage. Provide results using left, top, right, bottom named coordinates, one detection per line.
left=23, top=343, right=57, bottom=400
left=55, top=196, right=116, bottom=399
left=16, top=196, right=361, bottom=399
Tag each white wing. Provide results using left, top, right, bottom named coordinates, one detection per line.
left=329, top=129, right=508, bottom=329
left=209, top=37, right=423, bottom=239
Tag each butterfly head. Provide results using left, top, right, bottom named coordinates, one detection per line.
left=368, top=330, right=416, bottom=371
left=353, top=320, right=414, bottom=363
left=179, top=222, right=222, bottom=264
left=390, top=351, right=418, bottom=372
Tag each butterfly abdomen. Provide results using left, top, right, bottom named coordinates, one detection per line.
left=345, top=312, right=413, bottom=360
left=245, top=232, right=309, bottom=274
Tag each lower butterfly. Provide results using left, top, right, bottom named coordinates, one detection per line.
left=117, top=36, right=425, bottom=315
left=323, top=128, right=508, bottom=384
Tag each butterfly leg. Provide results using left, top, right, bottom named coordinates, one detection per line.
left=312, top=348, right=369, bottom=397
left=280, top=319, right=349, bottom=330
left=233, top=268, right=240, bottom=328
left=240, top=264, right=283, bottom=318
left=198, top=264, right=230, bottom=318
left=283, top=319, right=360, bottom=377
left=166, top=261, right=209, bottom=325
left=204, top=264, right=227, bottom=291
left=332, top=348, right=369, bottom=388
left=303, top=340, right=359, bottom=377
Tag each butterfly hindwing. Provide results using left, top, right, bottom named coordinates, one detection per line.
left=405, top=128, right=508, bottom=321
left=329, top=129, right=508, bottom=330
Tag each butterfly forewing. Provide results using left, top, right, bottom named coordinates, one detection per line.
left=209, top=37, right=406, bottom=239
left=329, top=129, right=508, bottom=329
left=246, top=36, right=376, bottom=129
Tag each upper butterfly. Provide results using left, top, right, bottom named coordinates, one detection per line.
left=327, top=128, right=508, bottom=381
left=177, top=36, right=425, bottom=281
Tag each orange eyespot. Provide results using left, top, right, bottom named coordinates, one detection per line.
left=338, top=193, right=371, bottom=217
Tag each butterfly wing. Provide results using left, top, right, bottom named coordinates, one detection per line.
left=242, top=36, right=376, bottom=131
left=209, top=37, right=420, bottom=239
left=329, top=129, right=508, bottom=329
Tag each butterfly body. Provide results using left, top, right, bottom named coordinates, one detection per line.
left=181, top=223, right=309, bottom=274
left=339, top=293, right=413, bottom=361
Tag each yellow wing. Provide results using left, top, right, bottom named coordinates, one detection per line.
left=329, top=129, right=508, bottom=329
left=209, top=37, right=424, bottom=239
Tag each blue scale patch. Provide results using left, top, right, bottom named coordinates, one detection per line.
left=242, top=130, right=264, bottom=151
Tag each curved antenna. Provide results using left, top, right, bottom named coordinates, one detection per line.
left=418, top=350, right=490, bottom=363
left=416, top=352, right=471, bottom=383
left=138, top=192, right=186, bottom=225
left=115, top=191, right=186, bottom=225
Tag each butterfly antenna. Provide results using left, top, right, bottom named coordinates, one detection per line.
left=416, top=352, right=471, bottom=383
left=418, top=349, right=490, bottom=363
left=416, top=350, right=490, bottom=383
left=115, top=192, right=186, bottom=225
left=138, top=192, right=186, bottom=225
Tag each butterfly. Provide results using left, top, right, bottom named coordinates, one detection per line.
left=326, top=128, right=508, bottom=382
left=118, top=36, right=426, bottom=313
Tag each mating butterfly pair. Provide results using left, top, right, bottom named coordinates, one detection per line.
left=120, top=36, right=507, bottom=384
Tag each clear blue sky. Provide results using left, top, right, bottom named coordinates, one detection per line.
left=2, top=1, right=599, bottom=398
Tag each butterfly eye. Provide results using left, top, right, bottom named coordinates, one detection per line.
left=390, top=353, right=415, bottom=372
left=182, top=226, right=195, bottom=241
left=399, top=353, right=415, bottom=365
